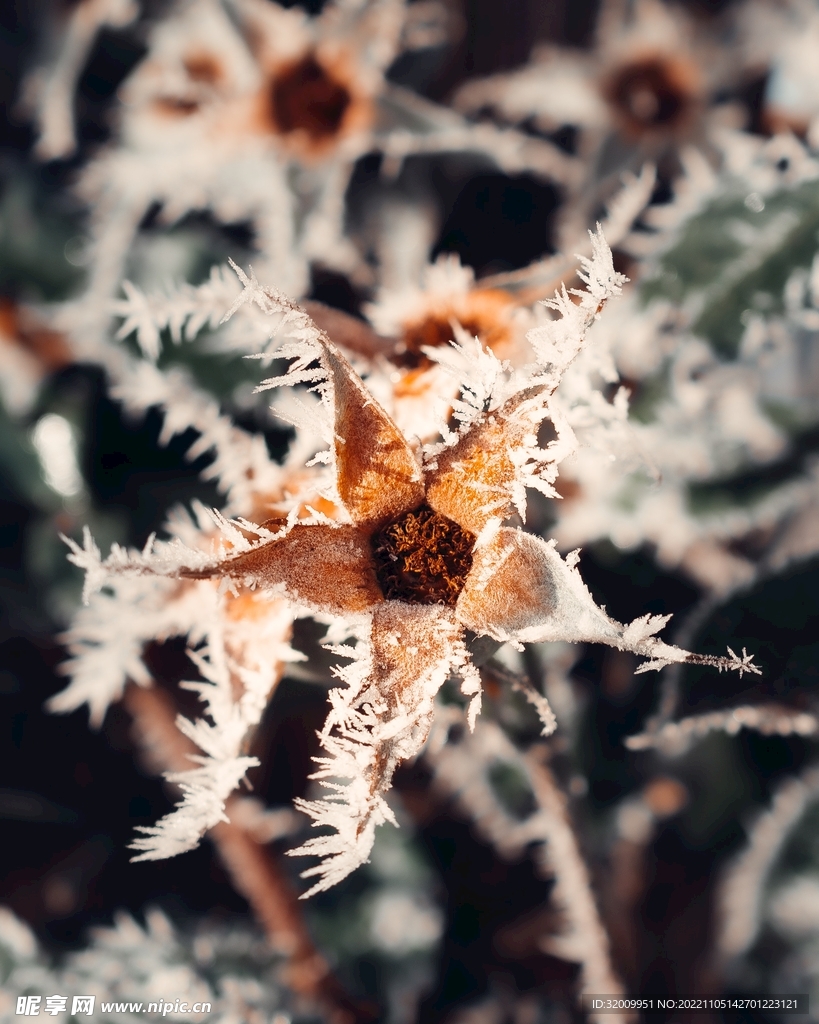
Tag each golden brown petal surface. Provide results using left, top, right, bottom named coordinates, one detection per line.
left=188, top=524, right=383, bottom=616
left=370, top=601, right=460, bottom=706
left=323, top=343, right=425, bottom=532
left=365, top=602, right=462, bottom=781
left=456, top=526, right=557, bottom=638
left=425, top=387, right=547, bottom=535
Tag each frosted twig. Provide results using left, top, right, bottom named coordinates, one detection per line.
left=128, top=610, right=291, bottom=862
left=627, top=704, right=819, bottom=756
left=379, top=121, right=582, bottom=184
left=378, top=85, right=582, bottom=186
left=123, top=684, right=368, bottom=1024
left=425, top=713, right=629, bottom=1022
left=478, top=164, right=655, bottom=297
left=53, top=549, right=304, bottom=862
left=642, top=593, right=722, bottom=734
left=22, top=0, right=137, bottom=161
left=483, top=659, right=557, bottom=737
left=526, top=225, right=628, bottom=393
left=50, top=572, right=218, bottom=727
left=717, top=764, right=819, bottom=961
left=525, top=753, right=633, bottom=1023
left=106, top=350, right=287, bottom=513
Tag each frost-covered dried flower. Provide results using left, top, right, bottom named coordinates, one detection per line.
left=62, top=233, right=758, bottom=896
left=363, top=252, right=529, bottom=438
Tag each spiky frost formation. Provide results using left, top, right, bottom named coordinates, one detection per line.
left=52, top=503, right=303, bottom=859
left=533, top=132, right=819, bottom=601
left=128, top=611, right=296, bottom=862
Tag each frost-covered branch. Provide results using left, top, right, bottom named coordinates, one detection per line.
left=378, top=116, right=583, bottom=186
left=108, top=355, right=288, bottom=513
left=626, top=704, right=819, bottom=756
left=425, top=713, right=629, bottom=1022
left=123, top=684, right=366, bottom=1022
left=718, top=765, right=819, bottom=961
left=288, top=610, right=482, bottom=898
left=21, top=0, right=137, bottom=161
left=50, top=572, right=219, bottom=727
left=112, top=267, right=245, bottom=361
left=526, top=225, right=628, bottom=390
left=0, top=903, right=299, bottom=1023
left=483, top=659, right=558, bottom=737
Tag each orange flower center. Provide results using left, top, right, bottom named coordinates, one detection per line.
left=371, top=504, right=475, bottom=607
left=605, top=56, right=697, bottom=133
left=397, top=290, right=512, bottom=369
left=270, top=54, right=352, bottom=142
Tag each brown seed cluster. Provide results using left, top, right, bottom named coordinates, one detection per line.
left=371, top=504, right=475, bottom=606
left=270, top=53, right=352, bottom=142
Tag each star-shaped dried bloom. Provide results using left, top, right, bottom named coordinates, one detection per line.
left=66, top=231, right=758, bottom=896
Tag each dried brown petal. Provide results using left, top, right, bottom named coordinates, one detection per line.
left=323, top=343, right=425, bottom=532
left=324, top=604, right=459, bottom=838
left=186, top=524, right=383, bottom=616
left=458, top=525, right=626, bottom=648
left=425, top=386, right=548, bottom=534
left=456, top=526, right=557, bottom=638
left=368, top=602, right=461, bottom=746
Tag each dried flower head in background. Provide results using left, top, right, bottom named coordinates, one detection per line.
left=601, top=51, right=702, bottom=141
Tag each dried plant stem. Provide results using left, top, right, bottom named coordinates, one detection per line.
left=717, top=763, right=819, bottom=962
left=524, top=752, right=631, bottom=1021
left=483, top=659, right=557, bottom=736
left=425, top=714, right=630, bottom=1023
left=26, top=0, right=136, bottom=161
left=644, top=593, right=720, bottom=734
left=123, top=684, right=370, bottom=1024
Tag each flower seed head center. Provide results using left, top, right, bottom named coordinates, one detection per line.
left=605, top=55, right=698, bottom=134
left=271, top=54, right=352, bottom=142
left=371, top=504, right=475, bottom=607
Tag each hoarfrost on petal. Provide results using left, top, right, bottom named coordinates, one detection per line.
left=289, top=602, right=469, bottom=896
